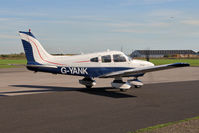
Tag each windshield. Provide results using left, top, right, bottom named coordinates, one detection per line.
left=125, top=54, right=132, bottom=61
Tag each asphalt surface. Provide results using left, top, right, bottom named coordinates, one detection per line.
left=0, top=67, right=199, bottom=133
left=0, top=67, right=199, bottom=96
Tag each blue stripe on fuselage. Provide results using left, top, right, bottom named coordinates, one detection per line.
left=59, top=67, right=132, bottom=77
left=28, top=66, right=136, bottom=77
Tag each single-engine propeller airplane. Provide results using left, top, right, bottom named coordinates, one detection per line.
left=19, top=30, right=190, bottom=91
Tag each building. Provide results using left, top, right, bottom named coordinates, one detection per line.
left=130, top=50, right=197, bottom=58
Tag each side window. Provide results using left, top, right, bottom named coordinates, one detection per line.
left=101, top=55, right=111, bottom=63
left=113, top=54, right=126, bottom=62
left=90, top=57, right=98, bottom=62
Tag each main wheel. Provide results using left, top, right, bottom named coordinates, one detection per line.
left=134, top=85, right=142, bottom=88
left=120, top=89, right=128, bottom=92
left=86, top=85, right=92, bottom=89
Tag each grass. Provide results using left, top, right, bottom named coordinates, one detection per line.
left=137, top=58, right=199, bottom=66
left=129, top=116, right=199, bottom=133
left=0, top=59, right=26, bottom=68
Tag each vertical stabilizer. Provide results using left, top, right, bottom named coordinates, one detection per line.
left=19, top=30, right=53, bottom=65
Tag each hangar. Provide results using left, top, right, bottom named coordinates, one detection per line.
left=130, top=50, right=197, bottom=58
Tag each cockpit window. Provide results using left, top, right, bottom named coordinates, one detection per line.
left=113, top=54, right=126, bottom=62
left=101, top=55, right=111, bottom=63
left=90, top=57, right=98, bottom=62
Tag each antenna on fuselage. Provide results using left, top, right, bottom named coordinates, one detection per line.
left=121, top=45, right=123, bottom=52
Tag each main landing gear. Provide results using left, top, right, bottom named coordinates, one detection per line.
left=111, top=77, right=144, bottom=92
left=79, top=77, right=143, bottom=91
left=111, top=77, right=131, bottom=92
left=127, top=77, right=143, bottom=88
left=79, top=77, right=96, bottom=88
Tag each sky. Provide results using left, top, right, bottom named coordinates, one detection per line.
left=0, top=0, right=199, bottom=54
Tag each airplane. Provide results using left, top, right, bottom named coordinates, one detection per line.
left=18, top=30, right=190, bottom=91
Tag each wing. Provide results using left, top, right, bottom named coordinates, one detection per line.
left=99, top=63, right=190, bottom=78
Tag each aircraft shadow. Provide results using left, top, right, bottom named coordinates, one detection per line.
left=0, top=95, right=8, bottom=97
left=79, top=88, right=136, bottom=98
left=5, top=85, right=136, bottom=98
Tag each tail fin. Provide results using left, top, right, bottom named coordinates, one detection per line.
left=19, top=30, right=53, bottom=65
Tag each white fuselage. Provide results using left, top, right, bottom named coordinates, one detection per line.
left=41, top=51, right=154, bottom=68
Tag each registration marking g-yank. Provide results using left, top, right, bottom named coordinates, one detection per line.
left=61, top=67, right=88, bottom=75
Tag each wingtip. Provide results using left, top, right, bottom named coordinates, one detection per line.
left=184, top=63, right=190, bottom=67
left=171, top=63, right=190, bottom=67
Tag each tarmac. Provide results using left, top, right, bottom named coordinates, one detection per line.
left=0, top=67, right=198, bottom=133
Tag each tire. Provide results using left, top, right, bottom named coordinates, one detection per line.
left=134, top=85, right=142, bottom=88
left=120, top=89, right=127, bottom=92
left=86, top=85, right=92, bottom=89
